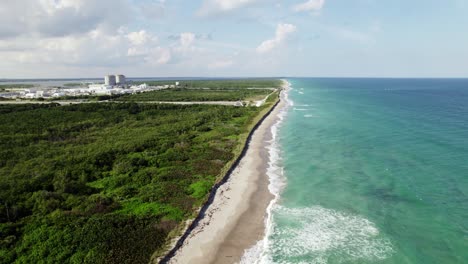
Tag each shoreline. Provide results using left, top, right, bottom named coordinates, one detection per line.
left=161, top=81, right=288, bottom=264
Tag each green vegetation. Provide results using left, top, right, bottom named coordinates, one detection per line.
left=135, top=79, right=281, bottom=89
left=0, top=92, right=278, bottom=263
left=63, top=83, right=85, bottom=87
left=117, top=88, right=272, bottom=102
left=49, top=94, right=122, bottom=102
left=118, top=79, right=281, bottom=102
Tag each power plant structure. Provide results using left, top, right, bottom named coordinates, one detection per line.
left=105, top=74, right=126, bottom=86
left=105, top=75, right=116, bottom=86
left=1, top=74, right=178, bottom=100
left=116, top=75, right=126, bottom=85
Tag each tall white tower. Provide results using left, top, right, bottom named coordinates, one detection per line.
left=105, top=75, right=116, bottom=86
left=116, top=74, right=126, bottom=85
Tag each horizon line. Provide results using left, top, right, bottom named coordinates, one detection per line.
left=2, top=76, right=468, bottom=81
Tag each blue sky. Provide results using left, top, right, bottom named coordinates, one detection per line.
left=0, top=0, right=467, bottom=78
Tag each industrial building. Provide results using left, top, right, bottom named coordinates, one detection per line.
left=105, top=75, right=116, bottom=86
left=116, top=75, right=126, bottom=85
left=104, top=74, right=126, bottom=86
left=0, top=74, right=178, bottom=100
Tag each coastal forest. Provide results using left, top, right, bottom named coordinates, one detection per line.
left=116, top=79, right=279, bottom=103
left=117, top=88, right=272, bottom=102
left=0, top=81, right=279, bottom=264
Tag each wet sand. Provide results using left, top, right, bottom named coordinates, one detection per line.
left=167, top=83, right=287, bottom=264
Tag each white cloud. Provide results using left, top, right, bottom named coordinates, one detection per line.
left=169, top=32, right=198, bottom=62
left=0, top=0, right=130, bottom=38
left=180, top=32, right=196, bottom=48
left=197, top=0, right=258, bottom=16
left=126, top=30, right=160, bottom=57
left=0, top=1, right=185, bottom=72
left=256, top=23, right=297, bottom=53
left=292, top=0, right=325, bottom=13
left=0, top=28, right=170, bottom=67
left=146, top=47, right=172, bottom=65
left=0, top=0, right=302, bottom=77
left=0, top=25, right=228, bottom=77
left=127, top=30, right=157, bottom=46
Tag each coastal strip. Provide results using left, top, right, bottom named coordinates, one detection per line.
left=157, top=81, right=288, bottom=264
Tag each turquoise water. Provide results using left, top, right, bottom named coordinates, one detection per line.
left=264, top=79, right=468, bottom=263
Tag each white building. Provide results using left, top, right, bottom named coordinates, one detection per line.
left=130, top=83, right=148, bottom=90
left=116, top=75, right=126, bottom=85
left=24, top=92, right=36, bottom=99
left=52, top=92, right=65, bottom=98
left=105, top=75, right=116, bottom=86
left=88, top=84, right=106, bottom=90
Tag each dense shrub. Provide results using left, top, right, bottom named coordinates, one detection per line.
left=0, top=101, right=269, bottom=263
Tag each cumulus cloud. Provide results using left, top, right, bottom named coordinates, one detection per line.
left=168, top=33, right=213, bottom=42
left=0, top=0, right=287, bottom=77
left=0, top=28, right=171, bottom=68
left=197, top=0, right=258, bottom=16
left=0, top=0, right=130, bottom=38
left=179, top=32, right=196, bottom=49
left=0, top=1, right=211, bottom=71
left=292, top=0, right=325, bottom=13
left=167, top=32, right=205, bottom=64
left=146, top=47, right=172, bottom=65
left=256, top=23, right=297, bottom=54
left=127, top=30, right=157, bottom=46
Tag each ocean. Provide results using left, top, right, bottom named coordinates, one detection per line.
left=245, top=78, right=468, bottom=263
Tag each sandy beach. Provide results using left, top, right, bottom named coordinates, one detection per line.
left=164, top=81, right=288, bottom=264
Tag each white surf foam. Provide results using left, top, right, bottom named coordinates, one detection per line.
left=240, top=80, right=292, bottom=264
left=241, top=80, right=392, bottom=264
left=267, top=206, right=393, bottom=263
left=243, top=204, right=393, bottom=264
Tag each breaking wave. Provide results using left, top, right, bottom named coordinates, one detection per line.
left=241, top=80, right=392, bottom=264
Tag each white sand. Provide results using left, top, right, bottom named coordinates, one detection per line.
left=167, top=81, right=288, bottom=264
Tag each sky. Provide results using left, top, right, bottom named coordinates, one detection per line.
left=0, top=0, right=467, bottom=78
